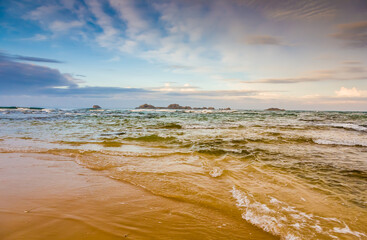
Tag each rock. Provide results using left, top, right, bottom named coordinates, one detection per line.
left=265, top=108, right=285, bottom=111
left=136, top=104, right=214, bottom=110
left=167, top=104, right=192, bottom=109
left=167, top=104, right=181, bottom=109
left=93, top=105, right=102, bottom=109
left=136, top=104, right=156, bottom=109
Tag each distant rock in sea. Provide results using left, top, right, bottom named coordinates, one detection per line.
left=137, top=104, right=156, bottom=109
left=167, top=104, right=192, bottom=110
left=93, top=105, right=102, bottom=109
left=136, top=104, right=215, bottom=110
left=265, top=108, right=285, bottom=111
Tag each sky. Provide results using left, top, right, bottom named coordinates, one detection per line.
left=0, top=0, right=367, bottom=110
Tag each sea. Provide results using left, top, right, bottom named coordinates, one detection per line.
left=0, top=107, right=366, bottom=240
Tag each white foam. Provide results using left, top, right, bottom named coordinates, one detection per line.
left=314, top=139, right=367, bottom=147
left=333, top=224, right=367, bottom=238
left=209, top=167, right=223, bottom=177
left=231, top=186, right=286, bottom=238
left=230, top=186, right=365, bottom=240
left=284, top=234, right=300, bottom=240
left=291, top=223, right=301, bottom=229
left=318, top=123, right=367, bottom=132
left=311, top=225, right=323, bottom=233
left=270, top=197, right=282, bottom=204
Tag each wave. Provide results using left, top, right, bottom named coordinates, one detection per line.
left=209, top=167, right=223, bottom=177
left=230, top=186, right=366, bottom=240
left=152, top=122, right=183, bottom=129
left=124, top=134, right=176, bottom=143
left=313, top=139, right=367, bottom=147
left=318, top=123, right=367, bottom=132
left=54, top=140, right=123, bottom=147
left=231, top=136, right=314, bottom=145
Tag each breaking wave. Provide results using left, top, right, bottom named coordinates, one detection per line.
left=313, top=139, right=367, bottom=147
left=318, top=123, right=367, bottom=132
left=230, top=186, right=366, bottom=240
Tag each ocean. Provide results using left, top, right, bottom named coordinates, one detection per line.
left=0, top=108, right=366, bottom=240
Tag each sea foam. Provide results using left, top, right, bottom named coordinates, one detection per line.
left=318, top=123, right=367, bottom=132
left=230, top=186, right=366, bottom=240
left=313, top=139, right=367, bottom=147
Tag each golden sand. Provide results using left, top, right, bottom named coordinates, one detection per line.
left=0, top=153, right=276, bottom=240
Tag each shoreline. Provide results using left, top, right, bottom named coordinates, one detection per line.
left=0, top=152, right=276, bottom=240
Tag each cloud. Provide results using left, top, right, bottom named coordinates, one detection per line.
left=335, top=87, right=367, bottom=98
left=27, top=5, right=59, bottom=21
left=245, top=35, right=283, bottom=45
left=24, top=34, right=48, bottom=41
left=332, top=21, right=367, bottom=48
left=0, top=54, right=147, bottom=97
left=0, top=51, right=64, bottom=63
left=251, top=75, right=367, bottom=84
left=49, top=20, right=84, bottom=32
left=237, top=0, right=340, bottom=19
left=251, top=77, right=320, bottom=84
left=14, top=55, right=64, bottom=63
left=75, top=74, right=86, bottom=78
left=342, top=61, right=361, bottom=65
left=26, top=2, right=87, bottom=36
left=152, top=82, right=199, bottom=92
left=41, top=86, right=148, bottom=97
left=164, top=89, right=258, bottom=98
left=249, top=63, right=367, bottom=84
left=149, top=83, right=260, bottom=100
left=12, top=0, right=364, bottom=80
left=0, top=58, right=77, bottom=95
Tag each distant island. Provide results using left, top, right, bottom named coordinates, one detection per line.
left=136, top=103, right=218, bottom=110
left=265, top=108, right=285, bottom=111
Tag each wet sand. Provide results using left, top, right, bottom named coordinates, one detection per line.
left=0, top=153, right=276, bottom=240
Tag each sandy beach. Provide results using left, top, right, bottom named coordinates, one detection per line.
left=0, top=152, right=276, bottom=240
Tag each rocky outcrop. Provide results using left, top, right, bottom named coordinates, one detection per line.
left=167, top=104, right=192, bottom=109
left=136, top=104, right=215, bottom=110
left=137, top=104, right=156, bottom=109
left=265, top=108, right=285, bottom=111
left=93, top=105, right=102, bottom=109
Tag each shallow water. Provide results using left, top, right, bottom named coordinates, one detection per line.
left=0, top=108, right=366, bottom=239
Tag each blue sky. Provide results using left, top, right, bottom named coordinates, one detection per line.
left=1, top=0, right=367, bottom=110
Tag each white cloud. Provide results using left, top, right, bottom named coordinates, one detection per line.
left=109, top=0, right=150, bottom=36
left=86, top=0, right=120, bottom=48
left=335, top=87, right=367, bottom=98
left=25, top=34, right=48, bottom=41
left=28, top=5, right=58, bottom=20
left=49, top=20, right=83, bottom=32
left=249, top=63, right=367, bottom=84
